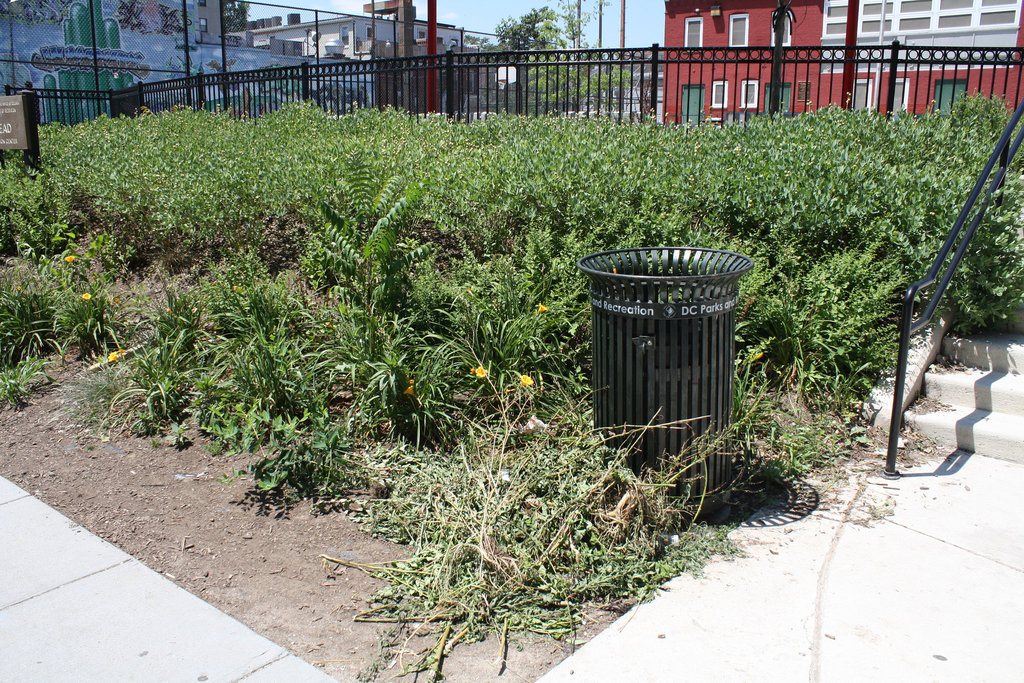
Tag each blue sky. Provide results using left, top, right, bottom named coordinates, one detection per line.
left=307, top=1, right=665, bottom=47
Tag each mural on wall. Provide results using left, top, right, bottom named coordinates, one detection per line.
left=1, top=0, right=308, bottom=92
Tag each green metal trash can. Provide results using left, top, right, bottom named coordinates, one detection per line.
left=578, top=247, right=753, bottom=497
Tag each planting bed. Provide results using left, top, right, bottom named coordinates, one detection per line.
left=3, top=98, right=1024, bottom=681
left=0, top=379, right=620, bottom=682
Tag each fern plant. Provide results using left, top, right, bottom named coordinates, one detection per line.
left=303, top=160, right=432, bottom=357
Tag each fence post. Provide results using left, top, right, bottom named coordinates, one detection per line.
left=219, top=0, right=229, bottom=109
left=301, top=62, right=311, bottom=101
left=87, top=0, right=101, bottom=91
left=445, top=47, right=455, bottom=119
left=649, top=43, right=660, bottom=122
left=884, top=40, right=900, bottom=116
left=196, top=73, right=206, bottom=111
left=181, top=0, right=191, bottom=78
left=136, top=81, right=144, bottom=113
left=18, top=90, right=41, bottom=170
left=314, top=11, right=320, bottom=68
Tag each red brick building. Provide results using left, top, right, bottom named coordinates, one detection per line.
left=662, top=0, right=1024, bottom=123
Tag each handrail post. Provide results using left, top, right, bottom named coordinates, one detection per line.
left=884, top=40, right=900, bottom=116
left=884, top=289, right=916, bottom=479
left=301, top=61, right=311, bottom=102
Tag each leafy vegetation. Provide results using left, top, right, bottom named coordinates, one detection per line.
left=1, top=97, right=1023, bottom=666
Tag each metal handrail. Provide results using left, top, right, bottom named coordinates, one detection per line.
left=884, top=96, right=1024, bottom=478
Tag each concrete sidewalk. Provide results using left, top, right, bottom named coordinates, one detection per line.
left=0, top=477, right=340, bottom=683
left=541, top=451, right=1024, bottom=683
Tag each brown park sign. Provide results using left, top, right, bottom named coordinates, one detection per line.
left=0, top=95, right=31, bottom=151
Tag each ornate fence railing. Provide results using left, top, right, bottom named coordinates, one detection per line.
left=12, top=43, right=1024, bottom=127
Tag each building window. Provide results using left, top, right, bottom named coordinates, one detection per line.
left=711, top=80, right=727, bottom=108
left=853, top=79, right=873, bottom=109
left=685, top=18, right=703, bottom=47
left=199, top=17, right=208, bottom=32
left=367, top=26, right=373, bottom=39
left=770, top=15, right=792, bottom=45
left=418, top=30, right=426, bottom=39
left=891, top=78, right=908, bottom=111
left=730, top=14, right=748, bottom=46
left=740, top=79, right=758, bottom=108
left=198, top=0, right=206, bottom=6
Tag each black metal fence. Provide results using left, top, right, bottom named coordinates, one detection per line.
left=14, top=43, right=1024, bottom=127
left=5, top=84, right=111, bottom=124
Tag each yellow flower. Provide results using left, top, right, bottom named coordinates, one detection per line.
left=232, top=286, right=241, bottom=292
left=64, top=255, right=76, bottom=264
left=752, top=351, right=765, bottom=362
left=520, top=375, right=535, bottom=387
left=471, top=366, right=488, bottom=379
left=537, top=304, right=548, bottom=313
left=403, top=379, right=415, bottom=396
left=107, top=351, right=120, bottom=363
left=81, top=293, right=91, bottom=301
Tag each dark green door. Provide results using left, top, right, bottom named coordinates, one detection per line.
left=678, top=85, right=705, bottom=125
left=763, top=83, right=792, bottom=113
left=933, top=79, right=967, bottom=114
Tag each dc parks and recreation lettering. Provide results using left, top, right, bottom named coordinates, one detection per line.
left=589, top=293, right=739, bottom=320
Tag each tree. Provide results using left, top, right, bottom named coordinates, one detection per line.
left=495, top=7, right=563, bottom=50
left=222, top=0, right=250, bottom=33
left=464, top=34, right=497, bottom=52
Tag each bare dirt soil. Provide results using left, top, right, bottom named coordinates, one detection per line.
left=0, top=375, right=618, bottom=682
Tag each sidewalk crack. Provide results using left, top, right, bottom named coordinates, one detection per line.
left=808, top=481, right=866, bottom=683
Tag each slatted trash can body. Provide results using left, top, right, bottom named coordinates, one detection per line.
left=578, top=247, right=753, bottom=495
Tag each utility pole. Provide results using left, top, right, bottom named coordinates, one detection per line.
left=620, top=0, right=625, bottom=49
left=841, top=0, right=861, bottom=108
left=769, top=0, right=789, bottom=115
left=576, top=1, right=582, bottom=48
left=427, top=0, right=437, bottom=113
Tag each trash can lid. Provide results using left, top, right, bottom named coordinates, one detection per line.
left=577, top=247, right=753, bottom=286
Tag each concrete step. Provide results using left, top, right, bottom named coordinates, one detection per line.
left=1012, top=306, right=1024, bottom=334
left=942, top=332, right=1024, bottom=374
left=905, top=404, right=1024, bottom=463
left=995, top=305, right=1024, bottom=334
left=924, top=370, right=1024, bottom=415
